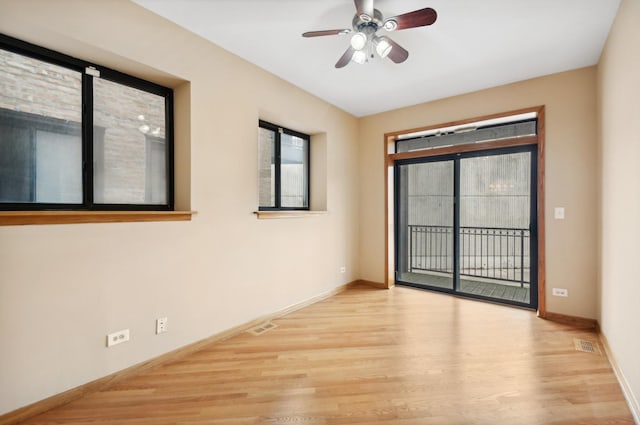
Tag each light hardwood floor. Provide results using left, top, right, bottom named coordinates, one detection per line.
left=19, top=285, right=634, bottom=424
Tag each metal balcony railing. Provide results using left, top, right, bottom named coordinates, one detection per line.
left=408, top=225, right=530, bottom=287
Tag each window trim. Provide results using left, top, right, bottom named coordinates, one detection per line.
left=258, top=120, right=310, bottom=211
left=0, top=210, right=195, bottom=226
left=0, top=33, right=174, bottom=212
left=253, top=210, right=327, bottom=219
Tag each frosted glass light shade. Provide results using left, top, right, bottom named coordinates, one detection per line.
left=350, top=32, right=367, bottom=50
left=352, top=50, right=366, bottom=64
left=375, top=37, right=392, bottom=58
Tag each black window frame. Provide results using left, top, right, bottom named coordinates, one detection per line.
left=0, top=33, right=174, bottom=211
left=258, top=120, right=310, bottom=211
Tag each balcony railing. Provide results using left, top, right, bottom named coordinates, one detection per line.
left=408, top=225, right=530, bottom=287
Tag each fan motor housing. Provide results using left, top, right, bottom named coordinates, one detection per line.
left=352, top=8, right=384, bottom=32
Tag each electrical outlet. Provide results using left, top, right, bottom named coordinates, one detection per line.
left=552, top=288, right=568, bottom=297
left=339, top=266, right=346, bottom=273
left=156, top=317, right=168, bottom=334
left=106, top=329, right=130, bottom=347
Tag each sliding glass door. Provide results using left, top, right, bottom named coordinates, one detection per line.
left=395, top=146, right=537, bottom=309
left=396, top=159, right=455, bottom=290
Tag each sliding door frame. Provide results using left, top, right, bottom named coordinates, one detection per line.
left=384, top=105, right=547, bottom=316
left=394, top=145, right=538, bottom=309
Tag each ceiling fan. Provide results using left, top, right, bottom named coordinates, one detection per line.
left=302, top=0, right=437, bottom=68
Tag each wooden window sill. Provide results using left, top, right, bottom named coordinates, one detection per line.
left=0, top=210, right=196, bottom=226
left=254, top=210, right=328, bottom=220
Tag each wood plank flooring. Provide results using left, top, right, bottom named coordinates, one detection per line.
left=18, top=285, right=633, bottom=424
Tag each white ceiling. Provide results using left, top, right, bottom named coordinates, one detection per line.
left=133, top=0, right=620, bottom=117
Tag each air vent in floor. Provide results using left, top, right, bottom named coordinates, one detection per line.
left=247, top=322, right=278, bottom=336
left=574, top=338, right=600, bottom=355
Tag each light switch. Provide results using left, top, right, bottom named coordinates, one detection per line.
left=554, top=207, right=565, bottom=220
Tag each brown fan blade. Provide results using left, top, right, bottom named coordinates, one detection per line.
left=384, top=7, right=437, bottom=31
left=335, top=46, right=355, bottom=68
left=302, top=29, right=351, bottom=37
left=385, top=38, right=409, bottom=64
left=354, top=0, right=374, bottom=20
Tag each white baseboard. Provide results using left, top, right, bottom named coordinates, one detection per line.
left=599, top=331, right=640, bottom=424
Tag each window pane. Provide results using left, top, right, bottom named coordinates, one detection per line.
left=35, top=130, right=82, bottom=202
left=459, top=151, right=532, bottom=298
left=280, top=133, right=308, bottom=208
left=258, top=127, right=275, bottom=208
left=93, top=78, right=167, bottom=205
left=145, top=137, right=166, bottom=204
left=396, top=120, right=537, bottom=153
left=0, top=124, right=32, bottom=202
left=460, top=152, right=531, bottom=229
left=396, top=160, right=454, bottom=289
left=0, top=48, right=82, bottom=204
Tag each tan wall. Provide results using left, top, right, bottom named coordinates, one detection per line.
left=358, top=67, right=599, bottom=319
left=597, top=0, right=640, bottom=417
left=0, top=0, right=360, bottom=414
left=3, top=0, right=635, bottom=418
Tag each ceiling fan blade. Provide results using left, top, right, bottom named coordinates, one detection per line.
left=386, top=38, right=409, bottom=64
left=302, top=29, right=351, bottom=37
left=384, top=7, right=437, bottom=31
left=354, top=0, right=374, bottom=20
left=335, top=46, right=355, bottom=68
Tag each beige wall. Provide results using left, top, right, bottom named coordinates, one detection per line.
left=0, top=0, right=360, bottom=414
left=597, top=0, right=640, bottom=418
left=2, top=0, right=638, bottom=419
left=358, top=67, right=599, bottom=319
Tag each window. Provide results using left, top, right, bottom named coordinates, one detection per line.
left=396, top=113, right=537, bottom=153
left=258, top=120, right=309, bottom=210
left=0, top=34, right=173, bottom=211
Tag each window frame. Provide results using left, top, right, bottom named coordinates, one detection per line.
left=0, top=33, right=174, bottom=212
left=258, top=120, right=310, bottom=211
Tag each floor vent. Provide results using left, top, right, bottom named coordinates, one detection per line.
left=248, top=322, right=277, bottom=336
left=574, top=338, right=600, bottom=355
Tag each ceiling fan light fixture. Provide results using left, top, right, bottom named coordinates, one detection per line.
left=374, top=36, right=393, bottom=58
left=383, top=19, right=398, bottom=31
left=350, top=32, right=368, bottom=50
left=302, top=3, right=437, bottom=68
left=352, top=50, right=367, bottom=64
